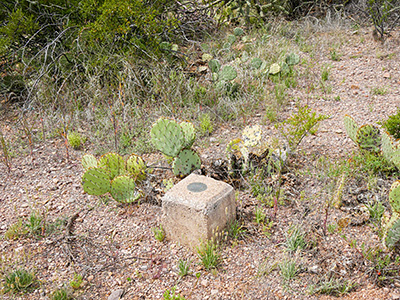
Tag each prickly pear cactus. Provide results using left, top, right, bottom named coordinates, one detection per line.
left=82, top=167, right=111, bottom=196
left=151, top=118, right=185, bottom=157
left=250, top=58, right=263, bottom=69
left=180, top=121, right=196, bottom=149
left=219, top=66, right=237, bottom=81
left=126, top=154, right=146, bottom=181
left=234, top=27, right=244, bottom=36
left=285, top=53, right=300, bottom=66
left=172, top=149, right=201, bottom=176
left=386, top=218, right=400, bottom=248
left=98, top=152, right=125, bottom=179
left=392, top=148, right=400, bottom=169
left=110, top=175, right=140, bottom=203
left=242, top=125, right=262, bottom=147
left=343, top=115, right=359, bottom=143
left=82, top=154, right=97, bottom=171
left=356, top=124, right=381, bottom=152
left=389, top=180, right=400, bottom=213
left=209, top=59, right=221, bottom=73
left=269, top=63, right=281, bottom=75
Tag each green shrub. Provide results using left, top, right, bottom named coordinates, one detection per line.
left=67, top=131, right=86, bottom=150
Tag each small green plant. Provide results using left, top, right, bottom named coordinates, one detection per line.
left=330, top=48, right=341, bottom=61
left=262, top=219, right=274, bottom=238
left=3, top=268, right=38, bottom=294
left=69, top=273, right=83, bottom=290
left=321, top=65, right=330, bottom=82
left=327, top=223, right=338, bottom=234
left=67, top=131, right=86, bottom=150
left=309, top=277, right=356, bottom=296
left=177, top=259, right=190, bottom=277
left=371, top=86, right=388, bottom=96
left=279, top=258, right=298, bottom=284
left=199, top=113, right=213, bottom=136
left=197, top=239, right=221, bottom=270
left=380, top=107, right=400, bottom=139
left=276, top=104, right=328, bottom=153
left=4, top=219, right=28, bottom=240
left=226, top=219, right=246, bottom=241
left=153, top=225, right=166, bottom=242
left=163, top=287, right=187, bottom=300
left=283, top=226, right=306, bottom=252
left=26, top=210, right=44, bottom=237
left=257, top=258, right=278, bottom=277
left=51, top=287, right=73, bottom=300
left=254, top=206, right=266, bottom=224
left=264, top=106, right=277, bottom=123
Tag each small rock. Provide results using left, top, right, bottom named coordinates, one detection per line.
left=210, top=137, right=217, bottom=143
left=108, top=288, right=124, bottom=300
left=309, top=265, right=320, bottom=274
left=392, top=292, right=400, bottom=299
left=87, top=275, right=94, bottom=282
left=201, top=279, right=208, bottom=287
left=211, top=289, right=218, bottom=295
left=383, top=72, right=390, bottom=78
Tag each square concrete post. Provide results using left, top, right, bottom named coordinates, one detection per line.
left=161, top=174, right=236, bottom=250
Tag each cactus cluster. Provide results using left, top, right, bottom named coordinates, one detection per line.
left=151, top=118, right=200, bottom=176
left=81, top=152, right=146, bottom=203
left=381, top=130, right=400, bottom=169
left=343, top=115, right=382, bottom=153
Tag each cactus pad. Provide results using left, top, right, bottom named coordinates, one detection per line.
left=285, top=53, right=300, bottom=66
left=98, top=152, right=125, bottom=179
left=202, top=53, right=213, bottom=62
left=356, top=124, right=381, bottom=152
left=82, top=154, right=97, bottom=171
left=227, top=34, right=236, bottom=45
left=269, top=63, right=281, bottom=75
left=151, top=118, right=185, bottom=157
left=250, top=58, right=263, bottom=69
left=389, top=180, right=400, bottom=213
left=219, top=66, right=237, bottom=81
left=126, top=154, right=146, bottom=181
left=343, top=115, right=358, bottom=142
left=386, top=217, right=400, bottom=248
left=110, top=175, right=140, bottom=203
left=242, top=125, right=262, bottom=147
left=82, top=167, right=111, bottom=196
left=234, top=27, right=244, bottom=36
left=208, top=59, right=221, bottom=73
left=180, top=121, right=196, bottom=149
left=172, top=149, right=201, bottom=176
left=381, top=130, right=395, bottom=161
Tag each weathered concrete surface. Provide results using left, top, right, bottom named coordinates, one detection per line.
left=161, top=174, right=236, bottom=250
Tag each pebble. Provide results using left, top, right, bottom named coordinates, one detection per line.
left=201, top=279, right=208, bottom=287
left=107, top=288, right=124, bottom=300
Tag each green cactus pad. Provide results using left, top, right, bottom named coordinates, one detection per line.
left=280, top=62, right=290, bottom=75
left=381, top=130, right=394, bottom=161
left=242, top=125, right=262, bottom=147
left=180, top=121, right=196, bottom=149
left=227, top=34, right=236, bottom=45
left=285, top=53, right=300, bottom=66
left=126, top=154, right=146, bottom=181
left=386, top=217, right=400, bottom=248
left=208, top=59, right=221, bottom=73
left=98, top=152, right=125, bottom=179
left=172, top=149, right=201, bottom=176
left=82, top=167, right=111, bottom=196
left=356, top=124, right=381, bottom=152
left=343, top=115, right=358, bottom=143
left=269, top=63, right=281, bottom=75
left=250, top=58, right=263, bottom=69
left=110, top=175, right=140, bottom=203
left=219, top=66, right=237, bottom=81
left=234, top=27, right=244, bottom=36
left=389, top=180, right=400, bottom=213
left=202, top=53, right=213, bottom=62
left=151, top=118, right=185, bottom=157
left=391, top=148, right=400, bottom=169
left=82, top=154, right=97, bottom=171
